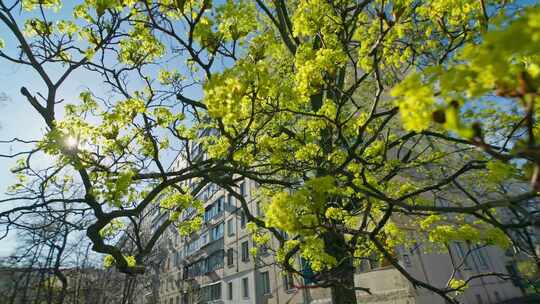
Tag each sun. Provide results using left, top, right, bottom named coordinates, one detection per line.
left=65, top=136, right=78, bottom=149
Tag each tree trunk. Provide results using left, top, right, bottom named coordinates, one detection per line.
left=54, top=269, right=67, bottom=304
left=331, top=272, right=357, bottom=304
left=53, top=227, right=69, bottom=304
left=324, top=231, right=358, bottom=304
left=9, top=271, right=22, bottom=304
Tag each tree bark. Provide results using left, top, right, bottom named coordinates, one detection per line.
left=325, top=231, right=358, bottom=304
left=332, top=273, right=357, bottom=304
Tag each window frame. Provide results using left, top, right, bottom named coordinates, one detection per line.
left=261, top=271, right=271, bottom=295
left=454, top=241, right=471, bottom=270
left=242, top=277, right=249, bottom=299
left=227, top=248, right=234, bottom=267
left=228, top=281, right=233, bottom=300
left=241, top=241, right=249, bottom=262
left=283, top=272, right=295, bottom=291
left=227, top=218, right=235, bottom=236
left=240, top=211, right=246, bottom=229
left=240, top=182, right=246, bottom=197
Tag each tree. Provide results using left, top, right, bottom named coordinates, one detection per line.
left=1, top=229, right=128, bottom=304
left=0, top=1, right=539, bottom=304
left=0, top=0, right=226, bottom=278
left=0, top=202, right=98, bottom=304
left=198, top=1, right=540, bottom=303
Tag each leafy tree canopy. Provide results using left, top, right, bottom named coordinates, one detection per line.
left=1, top=1, right=539, bottom=303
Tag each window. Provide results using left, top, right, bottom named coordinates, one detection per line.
left=228, top=282, right=233, bottom=300
left=204, top=199, right=224, bottom=222
left=182, top=206, right=196, bottom=221
left=216, top=196, right=224, bottom=213
left=186, top=238, right=200, bottom=255
left=211, top=222, right=224, bottom=241
left=261, top=271, right=271, bottom=294
left=186, top=258, right=207, bottom=278
left=201, top=282, right=221, bottom=302
left=283, top=272, right=295, bottom=291
left=187, top=252, right=225, bottom=278
left=192, top=142, right=203, bottom=160
left=182, top=266, right=188, bottom=280
left=182, top=293, right=188, bottom=304
left=403, top=254, right=412, bottom=267
left=227, top=218, right=235, bottom=236
left=242, top=277, right=249, bottom=298
left=256, top=202, right=264, bottom=217
left=201, top=232, right=209, bottom=246
left=204, top=205, right=213, bottom=222
left=241, top=241, right=249, bottom=262
left=212, top=283, right=222, bottom=301
left=206, top=250, right=224, bottom=272
left=475, top=294, right=483, bottom=304
left=454, top=242, right=471, bottom=269
left=227, top=248, right=234, bottom=266
left=240, top=182, right=246, bottom=197
left=472, top=245, right=488, bottom=269
left=240, top=211, right=246, bottom=229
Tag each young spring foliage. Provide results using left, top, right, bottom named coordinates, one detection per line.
left=1, top=1, right=538, bottom=302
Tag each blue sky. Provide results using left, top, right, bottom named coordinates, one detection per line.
left=0, top=2, right=110, bottom=257
left=0, top=1, right=204, bottom=257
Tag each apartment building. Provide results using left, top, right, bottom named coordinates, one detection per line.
left=143, top=175, right=525, bottom=304
left=149, top=177, right=316, bottom=304
left=131, top=138, right=526, bottom=304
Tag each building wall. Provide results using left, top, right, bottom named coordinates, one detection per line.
left=148, top=178, right=310, bottom=304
